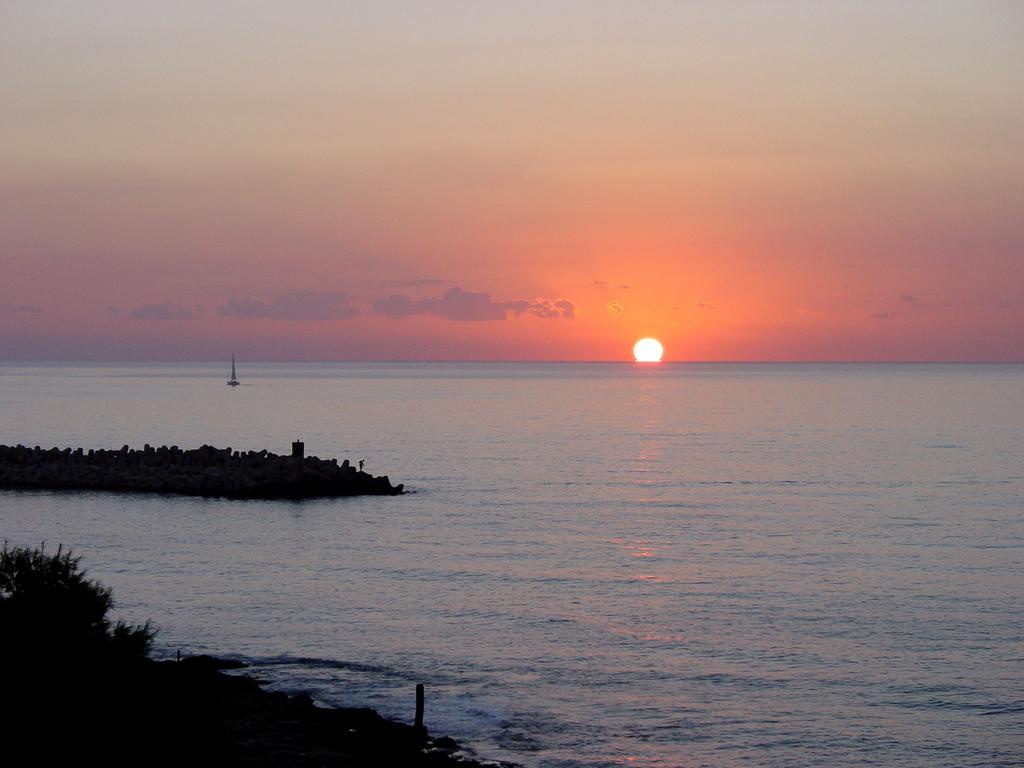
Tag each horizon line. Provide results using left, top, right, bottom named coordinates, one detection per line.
left=1, top=358, right=1022, bottom=366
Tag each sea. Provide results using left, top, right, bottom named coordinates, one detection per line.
left=1, top=362, right=1021, bottom=767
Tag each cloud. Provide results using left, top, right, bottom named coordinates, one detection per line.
left=606, top=300, right=624, bottom=315
left=219, top=290, right=359, bottom=321
left=131, top=302, right=202, bottom=320
left=693, top=301, right=717, bottom=310
left=871, top=311, right=895, bottom=320
left=372, top=294, right=429, bottom=319
left=0, top=303, right=43, bottom=313
left=507, top=298, right=576, bottom=319
left=899, top=293, right=917, bottom=303
left=373, top=287, right=575, bottom=322
left=434, top=287, right=508, bottom=321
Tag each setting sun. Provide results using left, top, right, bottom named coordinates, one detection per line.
left=633, top=338, right=664, bottom=363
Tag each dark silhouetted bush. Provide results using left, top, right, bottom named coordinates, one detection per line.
left=0, top=542, right=154, bottom=666
left=1, top=544, right=162, bottom=763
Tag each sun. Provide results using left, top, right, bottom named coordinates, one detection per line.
left=633, top=338, right=664, bottom=363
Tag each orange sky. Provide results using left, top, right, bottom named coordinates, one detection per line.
left=2, top=2, right=1022, bottom=360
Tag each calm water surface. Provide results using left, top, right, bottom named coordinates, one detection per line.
left=1, top=363, right=1022, bottom=767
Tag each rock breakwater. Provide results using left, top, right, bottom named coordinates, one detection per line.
left=0, top=443, right=404, bottom=498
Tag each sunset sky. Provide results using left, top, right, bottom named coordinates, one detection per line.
left=2, top=1, right=1022, bottom=361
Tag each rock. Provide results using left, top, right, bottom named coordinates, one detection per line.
left=0, top=443, right=406, bottom=499
left=432, top=736, right=460, bottom=752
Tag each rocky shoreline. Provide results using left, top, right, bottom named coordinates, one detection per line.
left=153, top=654, right=515, bottom=766
left=4, top=544, right=513, bottom=766
left=8, top=652, right=515, bottom=767
left=0, top=442, right=404, bottom=498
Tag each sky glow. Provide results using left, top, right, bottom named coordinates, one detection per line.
left=2, top=2, right=1022, bottom=361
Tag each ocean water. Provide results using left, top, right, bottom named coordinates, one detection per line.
left=1, top=362, right=1021, bottom=767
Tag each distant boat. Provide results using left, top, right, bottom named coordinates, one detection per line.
left=227, top=354, right=240, bottom=386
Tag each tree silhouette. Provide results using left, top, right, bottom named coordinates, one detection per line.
left=0, top=543, right=154, bottom=665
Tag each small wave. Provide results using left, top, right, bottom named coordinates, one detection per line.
left=977, top=703, right=1024, bottom=716
left=243, top=653, right=410, bottom=680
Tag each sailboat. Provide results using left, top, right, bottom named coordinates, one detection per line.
left=227, top=354, right=240, bottom=386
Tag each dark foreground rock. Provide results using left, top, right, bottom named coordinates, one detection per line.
left=0, top=443, right=404, bottom=498
left=3, top=545, right=505, bottom=766
left=3, top=654, right=514, bottom=767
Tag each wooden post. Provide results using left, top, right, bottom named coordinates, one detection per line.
left=415, top=683, right=424, bottom=729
